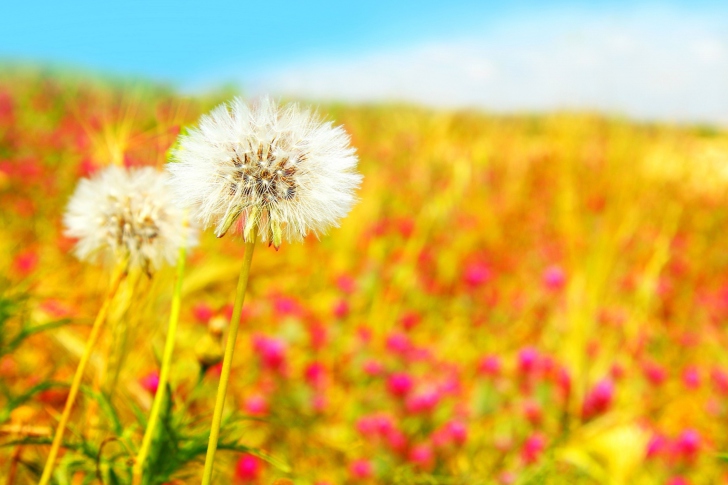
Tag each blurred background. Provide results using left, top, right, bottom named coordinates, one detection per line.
left=1, top=0, right=726, bottom=124
left=2, top=1, right=728, bottom=484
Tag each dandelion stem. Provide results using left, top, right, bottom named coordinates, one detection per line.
left=201, top=233, right=256, bottom=485
left=39, top=259, right=128, bottom=485
left=132, top=244, right=187, bottom=485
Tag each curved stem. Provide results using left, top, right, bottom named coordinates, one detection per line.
left=201, top=234, right=256, bottom=485
left=132, top=245, right=187, bottom=485
left=39, top=260, right=128, bottom=485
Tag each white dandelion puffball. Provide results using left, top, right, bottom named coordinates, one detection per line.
left=166, top=96, right=362, bottom=248
left=64, top=165, right=197, bottom=272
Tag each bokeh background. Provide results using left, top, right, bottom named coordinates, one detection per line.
left=1, top=1, right=728, bottom=484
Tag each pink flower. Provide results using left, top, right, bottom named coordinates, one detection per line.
left=521, top=433, right=546, bottom=464
left=387, top=372, right=414, bottom=397
left=305, top=362, right=327, bottom=389
left=13, top=250, right=38, bottom=276
left=333, top=299, right=350, bottom=318
left=542, top=265, right=566, bottom=291
left=610, top=363, right=626, bottom=380
left=643, top=362, right=668, bottom=386
left=582, top=379, right=614, bottom=419
left=386, top=332, right=411, bottom=355
left=518, top=347, right=539, bottom=375
left=499, top=471, right=517, bottom=485
left=646, top=433, right=668, bottom=459
left=386, top=428, right=408, bottom=453
left=363, top=359, right=384, bottom=376
left=711, top=368, right=728, bottom=394
left=433, top=420, right=468, bottom=448
left=252, top=336, right=287, bottom=372
left=464, top=262, right=492, bottom=288
left=682, top=366, right=700, bottom=390
left=399, top=311, right=421, bottom=331
left=349, top=459, right=373, bottom=480
left=356, top=415, right=379, bottom=438
left=243, top=394, right=268, bottom=416
left=667, top=477, right=690, bottom=485
left=408, top=443, right=434, bottom=470
left=556, top=367, right=572, bottom=397
left=405, top=389, right=440, bottom=414
left=446, top=420, right=468, bottom=445
left=272, top=295, right=301, bottom=317
left=674, top=429, right=701, bottom=460
left=139, top=372, right=159, bottom=394
left=357, top=326, right=373, bottom=344
left=523, top=400, right=542, bottom=425
left=192, top=303, right=214, bottom=324
left=235, top=454, right=261, bottom=482
left=311, top=393, right=327, bottom=412
left=478, top=355, right=501, bottom=378
left=308, top=322, right=328, bottom=351
left=336, top=274, right=357, bottom=293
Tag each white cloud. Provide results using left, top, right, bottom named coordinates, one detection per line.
left=246, top=8, right=728, bottom=125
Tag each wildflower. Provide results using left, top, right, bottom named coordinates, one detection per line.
left=682, top=366, right=701, bottom=389
left=433, top=420, right=468, bottom=448
left=518, top=347, right=539, bottom=375
left=386, top=428, right=408, bottom=453
left=387, top=372, right=414, bottom=397
left=192, top=302, right=215, bottom=324
left=386, top=332, right=412, bottom=355
left=308, top=321, right=328, bottom=350
left=646, top=433, right=668, bottom=459
left=674, top=429, right=701, bottom=460
left=235, top=454, right=261, bottom=482
left=304, top=362, right=327, bottom=389
left=478, top=355, right=501, bottom=377
left=349, top=459, right=373, bottom=480
left=643, top=362, right=668, bottom=386
left=582, top=379, right=614, bottom=419
left=243, top=394, right=268, bottom=416
left=408, top=443, right=434, bottom=470
left=712, top=367, right=728, bottom=394
left=252, top=335, right=287, bottom=373
left=523, top=400, right=543, bottom=424
left=332, top=299, right=350, bottom=318
left=499, top=471, right=517, bottom=485
left=399, top=311, right=421, bottom=331
left=64, top=165, right=195, bottom=273
left=13, top=250, right=38, bottom=276
left=336, top=274, right=356, bottom=293
left=463, top=261, right=491, bottom=288
left=667, top=477, right=690, bottom=485
left=139, top=372, right=160, bottom=394
left=363, top=359, right=384, bottom=376
left=405, top=389, right=440, bottom=414
left=521, top=433, right=546, bottom=464
left=542, top=265, right=566, bottom=291
left=167, top=97, right=362, bottom=248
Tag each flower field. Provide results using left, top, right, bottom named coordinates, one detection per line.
left=2, top=70, right=728, bottom=484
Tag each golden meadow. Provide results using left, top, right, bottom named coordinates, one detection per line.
left=1, top=70, right=728, bottom=484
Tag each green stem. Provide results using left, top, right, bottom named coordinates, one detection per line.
left=39, top=260, right=128, bottom=485
left=201, top=234, right=256, bottom=485
left=132, top=245, right=187, bottom=485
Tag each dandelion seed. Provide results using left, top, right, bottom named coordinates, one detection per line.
left=63, top=165, right=196, bottom=273
left=167, top=96, right=361, bottom=248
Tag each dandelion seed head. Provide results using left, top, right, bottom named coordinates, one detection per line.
left=63, top=165, right=196, bottom=272
left=167, top=96, right=362, bottom=247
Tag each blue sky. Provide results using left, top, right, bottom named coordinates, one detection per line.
left=2, top=1, right=727, bottom=123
